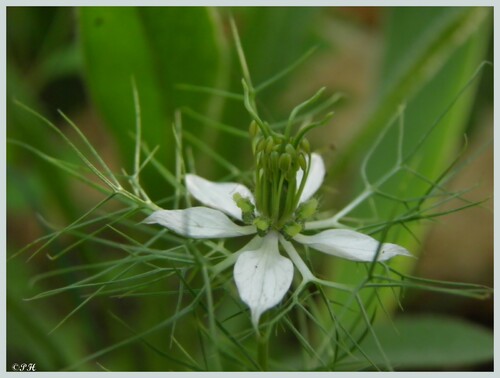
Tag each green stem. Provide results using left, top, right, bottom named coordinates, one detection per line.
left=284, top=87, right=326, bottom=142
left=279, top=178, right=296, bottom=228
left=291, top=153, right=312, bottom=213
left=272, top=175, right=285, bottom=223
left=262, top=170, right=270, bottom=216
left=257, top=332, right=269, bottom=371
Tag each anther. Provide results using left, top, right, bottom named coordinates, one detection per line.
left=298, top=153, right=307, bottom=171
left=285, top=143, right=296, bottom=157
left=279, top=153, right=292, bottom=172
left=249, top=120, right=259, bottom=138
left=256, top=137, right=266, bottom=153
left=265, top=136, right=275, bottom=154
left=300, top=138, right=310, bottom=154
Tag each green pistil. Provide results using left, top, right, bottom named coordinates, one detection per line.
left=248, top=129, right=315, bottom=236
left=233, top=130, right=319, bottom=239
left=242, top=82, right=329, bottom=238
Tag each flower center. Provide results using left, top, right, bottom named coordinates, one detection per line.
left=234, top=83, right=330, bottom=240
left=254, top=134, right=309, bottom=225
left=234, top=121, right=318, bottom=240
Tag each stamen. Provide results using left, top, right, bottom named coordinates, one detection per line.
left=245, top=86, right=327, bottom=232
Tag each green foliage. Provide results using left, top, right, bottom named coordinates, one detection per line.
left=325, top=6, right=492, bottom=313
left=214, top=8, right=322, bottom=172
left=356, top=315, right=493, bottom=369
left=78, top=7, right=226, bottom=199
left=7, top=7, right=492, bottom=372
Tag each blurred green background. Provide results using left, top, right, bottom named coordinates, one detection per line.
left=7, top=7, right=493, bottom=371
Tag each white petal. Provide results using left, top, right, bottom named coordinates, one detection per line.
left=294, top=229, right=412, bottom=262
left=144, top=207, right=256, bottom=239
left=186, top=174, right=255, bottom=221
left=296, top=153, right=325, bottom=203
left=212, top=235, right=263, bottom=275
left=233, top=232, right=294, bottom=327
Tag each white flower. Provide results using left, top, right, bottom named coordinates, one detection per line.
left=144, top=153, right=411, bottom=328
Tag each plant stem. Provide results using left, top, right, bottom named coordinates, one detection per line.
left=257, top=331, right=269, bottom=371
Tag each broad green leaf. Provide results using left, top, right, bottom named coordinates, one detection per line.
left=356, top=315, right=493, bottom=369
left=77, top=10, right=227, bottom=368
left=78, top=7, right=226, bottom=199
left=237, top=7, right=320, bottom=98
left=137, top=7, right=227, bottom=115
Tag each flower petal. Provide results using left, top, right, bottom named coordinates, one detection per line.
left=186, top=174, right=255, bottom=221
left=233, top=231, right=294, bottom=327
left=294, top=229, right=412, bottom=262
left=144, top=207, right=256, bottom=239
left=296, top=153, right=325, bottom=203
